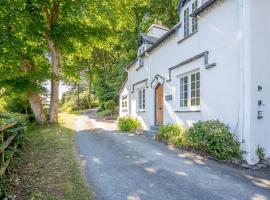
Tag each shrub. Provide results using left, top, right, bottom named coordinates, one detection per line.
left=156, top=124, right=187, bottom=147
left=187, top=120, right=243, bottom=160
left=117, top=116, right=142, bottom=133
left=105, top=100, right=116, bottom=116
left=91, top=101, right=99, bottom=108
left=98, top=102, right=106, bottom=112
left=256, top=146, right=265, bottom=161
left=96, top=110, right=112, bottom=117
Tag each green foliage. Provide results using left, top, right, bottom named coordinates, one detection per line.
left=96, top=110, right=113, bottom=118
left=99, top=102, right=106, bottom=111
left=187, top=120, right=243, bottom=160
left=156, top=124, right=187, bottom=147
left=117, top=116, right=142, bottom=133
left=156, top=120, right=243, bottom=161
left=256, top=146, right=265, bottom=161
left=105, top=100, right=116, bottom=115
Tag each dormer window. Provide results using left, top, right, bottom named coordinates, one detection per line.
left=192, top=0, right=198, bottom=32
left=184, top=8, right=190, bottom=37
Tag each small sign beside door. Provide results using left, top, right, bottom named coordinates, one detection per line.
left=165, top=95, right=172, bottom=101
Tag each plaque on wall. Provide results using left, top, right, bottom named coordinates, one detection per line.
left=165, top=95, right=172, bottom=101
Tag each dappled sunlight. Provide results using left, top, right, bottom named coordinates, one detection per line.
left=127, top=195, right=141, bottom=200
left=244, top=174, right=270, bottom=189
left=175, top=171, right=188, bottom=177
left=251, top=194, right=268, bottom=200
left=134, top=159, right=149, bottom=165
left=92, top=156, right=103, bottom=164
left=144, top=167, right=157, bottom=174
left=184, top=160, right=194, bottom=165
left=154, top=152, right=163, bottom=156
left=177, top=152, right=206, bottom=165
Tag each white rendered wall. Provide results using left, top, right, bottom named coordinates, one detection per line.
left=248, top=0, right=270, bottom=161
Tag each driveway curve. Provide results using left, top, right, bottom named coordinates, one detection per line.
left=75, top=111, right=270, bottom=200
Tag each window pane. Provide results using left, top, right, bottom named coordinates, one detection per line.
left=191, top=72, right=200, bottom=106
left=180, top=76, right=189, bottom=107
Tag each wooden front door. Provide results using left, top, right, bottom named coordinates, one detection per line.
left=155, top=84, right=164, bottom=125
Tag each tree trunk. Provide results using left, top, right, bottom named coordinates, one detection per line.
left=44, top=3, right=61, bottom=123
left=47, top=37, right=61, bottom=123
left=77, top=83, right=80, bottom=110
left=21, top=60, right=46, bottom=125
left=88, top=73, right=92, bottom=109
left=28, top=92, right=46, bottom=125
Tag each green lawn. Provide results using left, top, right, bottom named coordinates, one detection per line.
left=0, top=113, right=93, bottom=200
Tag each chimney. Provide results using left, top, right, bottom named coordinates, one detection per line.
left=147, top=20, right=169, bottom=38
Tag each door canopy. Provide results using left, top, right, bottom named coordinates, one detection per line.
left=151, top=74, right=165, bottom=89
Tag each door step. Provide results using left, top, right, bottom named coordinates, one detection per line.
left=151, top=125, right=159, bottom=131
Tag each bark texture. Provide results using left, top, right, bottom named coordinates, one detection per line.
left=28, top=92, right=46, bottom=124
left=21, top=60, right=46, bottom=124
left=44, top=3, right=61, bottom=123
left=47, top=37, right=61, bottom=123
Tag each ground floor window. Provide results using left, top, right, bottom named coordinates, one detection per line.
left=180, top=71, right=200, bottom=109
left=121, top=95, right=128, bottom=110
left=138, top=88, right=145, bottom=111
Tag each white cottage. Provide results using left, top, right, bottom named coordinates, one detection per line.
left=119, top=0, right=270, bottom=164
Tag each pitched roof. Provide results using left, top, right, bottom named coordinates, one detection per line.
left=178, top=0, right=191, bottom=13
left=118, top=76, right=128, bottom=95
left=144, top=22, right=181, bottom=55
left=191, top=0, right=218, bottom=17
left=140, top=34, right=159, bottom=44
left=125, top=22, right=181, bottom=70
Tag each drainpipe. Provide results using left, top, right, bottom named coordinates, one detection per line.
left=238, top=0, right=256, bottom=164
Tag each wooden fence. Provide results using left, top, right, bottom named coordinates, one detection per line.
left=0, top=121, right=17, bottom=176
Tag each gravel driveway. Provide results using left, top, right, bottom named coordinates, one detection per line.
left=75, top=111, right=270, bottom=200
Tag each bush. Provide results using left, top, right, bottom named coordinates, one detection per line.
left=117, top=116, right=142, bottom=133
left=156, top=120, right=243, bottom=161
left=96, top=110, right=113, bottom=117
left=98, top=102, right=106, bottom=112
left=105, top=100, right=116, bottom=116
left=256, top=146, right=265, bottom=161
left=156, top=124, right=187, bottom=147
left=91, top=101, right=99, bottom=108
left=187, top=120, right=243, bottom=160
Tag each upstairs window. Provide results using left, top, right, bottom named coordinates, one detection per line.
left=184, top=8, right=190, bottom=37
left=192, top=0, right=198, bottom=32
left=180, top=71, right=200, bottom=109
left=138, top=88, right=146, bottom=111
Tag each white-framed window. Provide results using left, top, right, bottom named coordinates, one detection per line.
left=138, top=88, right=146, bottom=111
left=121, top=95, right=128, bottom=110
left=179, top=71, right=200, bottom=110
left=192, top=0, right=198, bottom=32
left=180, top=76, right=188, bottom=107
left=184, top=8, right=190, bottom=37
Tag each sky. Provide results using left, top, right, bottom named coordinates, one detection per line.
left=44, top=81, right=70, bottom=100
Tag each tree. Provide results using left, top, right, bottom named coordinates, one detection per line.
left=0, top=1, right=49, bottom=124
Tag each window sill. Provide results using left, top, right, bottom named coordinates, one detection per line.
left=137, top=110, right=146, bottom=113
left=122, top=109, right=128, bottom=112
left=177, top=30, right=198, bottom=44
left=175, top=107, right=200, bottom=113
left=136, top=66, right=144, bottom=71
left=174, top=110, right=200, bottom=113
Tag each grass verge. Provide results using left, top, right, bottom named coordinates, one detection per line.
left=0, top=113, right=93, bottom=200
